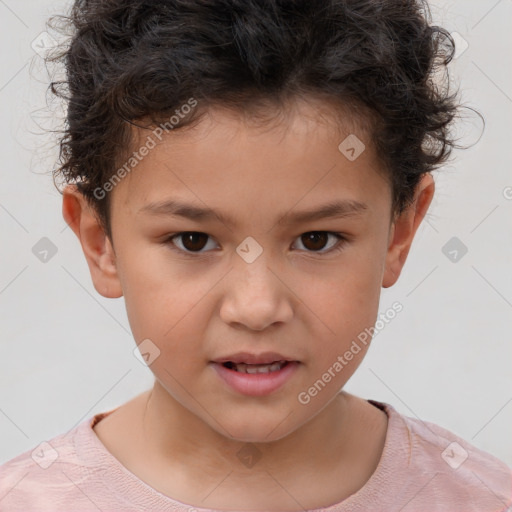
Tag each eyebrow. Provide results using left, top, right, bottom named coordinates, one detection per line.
left=139, top=198, right=368, bottom=228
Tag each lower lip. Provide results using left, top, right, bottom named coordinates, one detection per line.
left=210, top=361, right=300, bottom=396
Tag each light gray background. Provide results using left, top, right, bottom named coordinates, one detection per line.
left=1, top=0, right=511, bottom=468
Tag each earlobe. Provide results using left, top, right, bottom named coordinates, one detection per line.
left=382, top=173, right=435, bottom=289
left=62, top=185, right=123, bottom=298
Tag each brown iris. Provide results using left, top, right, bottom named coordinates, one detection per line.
left=300, top=232, right=329, bottom=251
left=180, top=232, right=209, bottom=251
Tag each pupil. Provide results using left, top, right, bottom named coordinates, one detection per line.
left=302, top=232, right=327, bottom=251
left=182, top=232, right=207, bottom=251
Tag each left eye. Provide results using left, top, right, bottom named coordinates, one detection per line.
left=291, top=232, right=345, bottom=253
left=164, top=231, right=347, bottom=255
left=167, top=232, right=219, bottom=253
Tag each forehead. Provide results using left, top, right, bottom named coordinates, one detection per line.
left=111, top=98, right=391, bottom=224
left=151, top=95, right=372, bottom=145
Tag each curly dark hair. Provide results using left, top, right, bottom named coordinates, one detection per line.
left=46, top=0, right=462, bottom=241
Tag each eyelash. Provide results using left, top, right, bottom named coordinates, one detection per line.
left=162, top=231, right=349, bottom=257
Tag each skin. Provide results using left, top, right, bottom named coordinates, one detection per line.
left=62, top=97, right=434, bottom=511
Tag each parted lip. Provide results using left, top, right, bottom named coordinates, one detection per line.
left=212, top=352, right=298, bottom=365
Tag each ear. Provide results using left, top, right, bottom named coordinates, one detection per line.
left=382, top=173, right=435, bottom=288
left=62, top=185, right=123, bottom=298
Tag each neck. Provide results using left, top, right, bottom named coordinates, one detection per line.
left=94, top=384, right=388, bottom=510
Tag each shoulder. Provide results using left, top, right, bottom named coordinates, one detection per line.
left=380, top=401, right=512, bottom=512
left=0, top=414, right=112, bottom=511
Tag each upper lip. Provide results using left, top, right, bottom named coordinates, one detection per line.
left=212, top=352, right=298, bottom=365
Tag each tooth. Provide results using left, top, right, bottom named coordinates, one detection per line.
left=233, top=361, right=284, bottom=373
left=269, top=362, right=282, bottom=372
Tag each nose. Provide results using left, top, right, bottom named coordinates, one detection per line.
left=219, top=254, right=294, bottom=331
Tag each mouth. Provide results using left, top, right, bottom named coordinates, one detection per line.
left=221, top=360, right=291, bottom=374
left=210, top=354, right=300, bottom=396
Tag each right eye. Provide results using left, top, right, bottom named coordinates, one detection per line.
left=164, top=232, right=219, bottom=254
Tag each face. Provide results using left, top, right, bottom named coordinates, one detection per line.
left=64, top=97, right=433, bottom=443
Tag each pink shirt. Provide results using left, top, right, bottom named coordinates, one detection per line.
left=1, top=400, right=511, bottom=511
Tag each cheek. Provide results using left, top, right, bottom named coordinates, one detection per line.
left=127, top=291, right=208, bottom=387
left=297, top=253, right=383, bottom=384
left=120, top=265, right=211, bottom=363
left=296, top=257, right=382, bottom=338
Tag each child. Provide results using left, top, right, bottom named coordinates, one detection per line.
left=1, top=0, right=511, bottom=510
